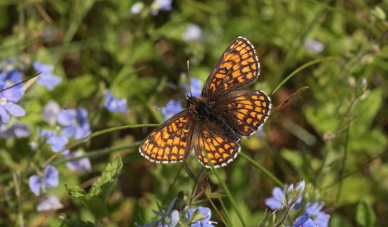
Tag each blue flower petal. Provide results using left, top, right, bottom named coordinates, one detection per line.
left=44, top=165, right=59, bottom=189
left=292, top=214, right=313, bottom=227
left=57, top=109, right=77, bottom=126
left=61, top=126, right=75, bottom=138
left=3, top=85, right=24, bottom=102
left=74, top=123, right=91, bottom=139
left=29, top=175, right=43, bottom=196
left=4, top=103, right=25, bottom=117
left=305, top=202, right=324, bottom=215
left=273, top=187, right=284, bottom=201
left=0, top=107, right=10, bottom=123
left=265, top=197, right=282, bottom=210
left=313, top=212, right=330, bottom=227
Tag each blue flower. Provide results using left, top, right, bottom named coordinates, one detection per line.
left=41, top=129, right=70, bottom=155
left=265, top=185, right=303, bottom=210
left=305, top=202, right=324, bottom=215
left=136, top=197, right=180, bottom=227
left=313, top=212, right=330, bottom=227
left=182, top=24, right=202, bottom=43
left=104, top=91, right=129, bottom=113
left=161, top=99, right=183, bottom=121
left=57, top=108, right=91, bottom=140
left=0, top=122, right=30, bottom=139
left=0, top=69, right=22, bottom=85
left=186, top=207, right=217, bottom=227
left=36, top=195, right=63, bottom=212
left=290, top=214, right=316, bottom=227
left=0, top=56, right=28, bottom=72
left=181, top=78, right=202, bottom=98
left=28, top=165, right=59, bottom=196
left=33, top=61, right=62, bottom=91
left=130, top=2, right=144, bottom=14
left=43, top=100, right=61, bottom=126
left=187, top=78, right=202, bottom=98
left=150, top=0, right=172, bottom=16
left=305, top=202, right=330, bottom=227
left=265, top=187, right=284, bottom=210
left=0, top=82, right=25, bottom=123
left=65, top=152, right=92, bottom=173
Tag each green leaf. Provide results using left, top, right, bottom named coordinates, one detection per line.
left=90, top=156, right=123, bottom=201
left=79, top=196, right=108, bottom=221
left=65, top=184, right=87, bottom=198
left=60, top=218, right=94, bottom=227
left=64, top=157, right=123, bottom=221
left=65, top=184, right=108, bottom=221
left=356, top=200, right=376, bottom=227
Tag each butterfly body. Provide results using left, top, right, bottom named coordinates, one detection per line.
left=140, top=37, right=271, bottom=168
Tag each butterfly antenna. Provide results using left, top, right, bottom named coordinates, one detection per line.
left=153, top=99, right=185, bottom=111
left=154, top=61, right=192, bottom=112
left=187, top=60, right=193, bottom=98
left=268, top=86, right=309, bottom=119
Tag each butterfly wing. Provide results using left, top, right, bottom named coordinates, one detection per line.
left=214, top=90, right=271, bottom=137
left=139, top=110, right=196, bottom=163
left=192, top=119, right=241, bottom=168
left=201, top=37, right=260, bottom=99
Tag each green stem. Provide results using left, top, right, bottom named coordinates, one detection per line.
left=42, top=124, right=159, bottom=167
left=239, top=152, right=283, bottom=187
left=271, top=56, right=341, bottom=95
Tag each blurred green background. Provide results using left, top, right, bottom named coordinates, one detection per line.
left=0, top=0, right=387, bottom=226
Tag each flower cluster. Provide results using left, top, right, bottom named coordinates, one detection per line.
left=29, top=165, right=64, bottom=212
left=40, top=100, right=92, bottom=152
left=265, top=181, right=331, bottom=227
left=27, top=100, right=93, bottom=211
left=57, top=107, right=91, bottom=140
left=136, top=197, right=217, bottom=227
left=0, top=58, right=63, bottom=131
left=39, top=100, right=93, bottom=170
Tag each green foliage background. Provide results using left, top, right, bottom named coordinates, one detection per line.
left=0, top=0, right=387, bottom=226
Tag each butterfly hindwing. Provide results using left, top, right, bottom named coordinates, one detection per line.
left=192, top=118, right=241, bottom=168
left=214, top=90, right=271, bottom=137
left=139, top=110, right=195, bottom=163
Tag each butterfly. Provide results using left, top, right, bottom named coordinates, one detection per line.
left=139, top=37, right=271, bottom=168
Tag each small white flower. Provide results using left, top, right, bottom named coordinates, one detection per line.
left=37, top=195, right=63, bottom=211
left=304, top=39, right=324, bottom=54
left=130, top=2, right=144, bottom=14
left=182, top=24, right=202, bottom=43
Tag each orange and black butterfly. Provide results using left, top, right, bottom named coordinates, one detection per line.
left=139, top=37, right=271, bottom=168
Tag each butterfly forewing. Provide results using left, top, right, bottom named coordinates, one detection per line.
left=139, top=110, right=195, bottom=163
left=201, top=37, right=260, bottom=99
